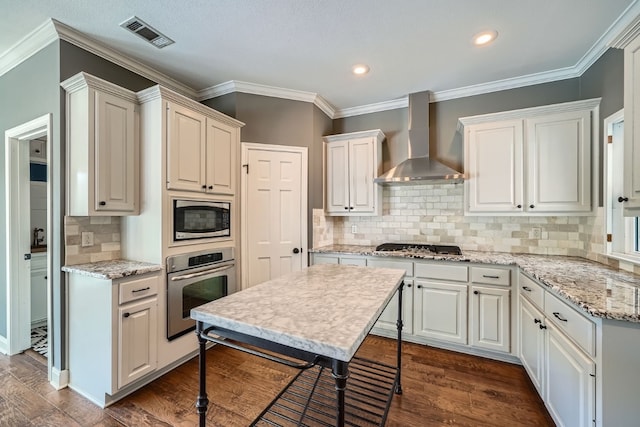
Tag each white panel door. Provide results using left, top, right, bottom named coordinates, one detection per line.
left=519, top=296, right=545, bottom=396
left=526, top=110, right=591, bottom=212
left=349, top=138, right=375, bottom=213
left=243, top=144, right=307, bottom=288
left=325, top=141, right=349, bottom=213
left=545, top=323, right=596, bottom=427
left=466, top=120, right=524, bottom=213
left=205, top=118, right=236, bottom=195
left=95, top=90, right=136, bottom=212
left=166, top=102, right=206, bottom=192
left=470, top=286, right=510, bottom=353
left=413, top=280, right=468, bottom=344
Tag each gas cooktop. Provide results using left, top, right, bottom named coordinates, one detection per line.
left=374, top=243, right=463, bottom=255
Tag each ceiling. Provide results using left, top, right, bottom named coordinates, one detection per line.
left=1, top=0, right=639, bottom=113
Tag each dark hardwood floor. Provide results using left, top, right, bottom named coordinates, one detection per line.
left=0, top=336, right=554, bottom=426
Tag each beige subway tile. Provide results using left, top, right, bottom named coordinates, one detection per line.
left=66, top=224, right=80, bottom=236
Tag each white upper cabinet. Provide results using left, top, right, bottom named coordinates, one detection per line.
left=166, top=103, right=238, bottom=195
left=460, top=99, right=599, bottom=216
left=623, top=32, right=640, bottom=214
left=62, top=72, right=139, bottom=216
left=323, top=129, right=384, bottom=216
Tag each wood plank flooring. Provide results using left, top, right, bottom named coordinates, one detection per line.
left=0, top=336, right=554, bottom=426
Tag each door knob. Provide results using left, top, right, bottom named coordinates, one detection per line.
left=293, top=248, right=300, bottom=254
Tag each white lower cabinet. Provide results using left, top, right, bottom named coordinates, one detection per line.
left=470, top=285, right=510, bottom=352
left=519, top=297, right=545, bottom=395
left=67, top=271, right=159, bottom=407
left=413, top=280, right=468, bottom=344
left=546, top=322, right=595, bottom=427
left=375, top=280, right=414, bottom=335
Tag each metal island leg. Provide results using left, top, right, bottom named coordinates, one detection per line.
left=196, top=321, right=209, bottom=427
left=332, top=359, right=349, bottom=427
left=395, top=281, right=404, bottom=395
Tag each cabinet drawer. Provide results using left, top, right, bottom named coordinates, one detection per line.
left=340, top=257, right=367, bottom=266
left=119, top=275, right=159, bottom=304
left=414, top=263, right=467, bottom=282
left=368, top=259, right=413, bottom=277
left=544, top=292, right=595, bottom=357
left=471, top=267, right=511, bottom=286
left=313, top=255, right=339, bottom=265
left=519, top=273, right=545, bottom=309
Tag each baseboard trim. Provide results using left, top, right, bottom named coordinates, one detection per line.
left=50, top=367, right=69, bottom=390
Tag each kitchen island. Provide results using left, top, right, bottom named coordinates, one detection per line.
left=190, top=263, right=406, bottom=427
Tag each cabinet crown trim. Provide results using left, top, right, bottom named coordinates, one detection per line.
left=137, top=85, right=245, bottom=128
left=61, top=72, right=139, bottom=104
left=323, top=129, right=385, bottom=143
left=456, top=98, right=601, bottom=131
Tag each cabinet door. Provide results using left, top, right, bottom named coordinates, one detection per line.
left=526, top=110, right=591, bottom=213
left=624, top=35, right=640, bottom=212
left=167, top=102, right=206, bottom=192
left=413, top=280, right=467, bottom=344
left=95, top=90, right=137, bottom=212
left=375, top=280, right=414, bottom=335
left=118, top=298, right=157, bottom=389
left=205, top=118, right=236, bottom=195
left=30, top=268, right=47, bottom=324
left=470, top=286, right=510, bottom=353
left=325, top=141, right=350, bottom=213
left=465, top=120, right=524, bottom=213
left=545, top=323, right=595, bottom=427
left=349, top=138, right=375, bottom=213
left=519, top=297, right=545, bottom=396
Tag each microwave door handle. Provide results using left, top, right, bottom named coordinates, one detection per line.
left=170, top=264, right=235, bottom=281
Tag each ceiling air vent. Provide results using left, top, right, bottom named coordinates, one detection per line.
left=120, top=16, right=174, bottom=49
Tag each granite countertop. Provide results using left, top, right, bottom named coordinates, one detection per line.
left=191, top=263, right=405, bottom=362
left=311, top=244, right=640, bottom=323
left=62, top=259, right=163, bottom=280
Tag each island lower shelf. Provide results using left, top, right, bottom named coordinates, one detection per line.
left=252, top=356, right=398, bottom=427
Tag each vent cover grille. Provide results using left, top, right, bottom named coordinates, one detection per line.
left=120, top=16, right=174, bottom=49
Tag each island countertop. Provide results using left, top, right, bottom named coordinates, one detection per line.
left=191, top=263, right=405, bottom=362
left=62, top=259, right=163, bottom=280
left=310, top=244, right=640, bottom=323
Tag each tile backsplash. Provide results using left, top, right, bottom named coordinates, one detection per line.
left=64, top=216, right=121, bottom=265
left=314, top=183, right=620, bottom=267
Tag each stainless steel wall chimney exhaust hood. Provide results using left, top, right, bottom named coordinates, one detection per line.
left=374, top=91, right=464, bottom=185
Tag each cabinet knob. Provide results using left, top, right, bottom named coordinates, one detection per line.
left=417, top=284, right=422, bottom=289
left=349, top=207, right=354, bottom=210
left=529, top=204, right=535, bottom=209
left=516, top=204, right=522, bottom=209
left=208, top=185, right=213, bottom=190
left=99, top=201, right=106, bottom=206
left=201, top=185, right=207, bottom=190
left=539, top=324, right=547, bottom=330
left=618, top=196, right=629, bottom=203
left=534, top=318, right=541, bottom=324
left=123, top=312, right=130, bottom=318
left=44, top=276, right=47, bottom=280
left=344, top=207, right=349, bottom=210
left=406, top=284, right=412, bottom=288
left=473, top=290, right=479, bottom=295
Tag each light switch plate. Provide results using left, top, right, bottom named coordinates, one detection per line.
left=81, top=231, right=94, bottom=247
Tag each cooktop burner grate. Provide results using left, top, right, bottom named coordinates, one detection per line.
left=374, top=243, right=462, bottom=255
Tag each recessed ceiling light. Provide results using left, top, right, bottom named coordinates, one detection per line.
left=473, top=30, right=498, bottom=46
left=352, top=64, right=370, bottom=75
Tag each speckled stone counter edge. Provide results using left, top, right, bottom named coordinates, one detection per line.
left=62, top=259, right=163, bottom=280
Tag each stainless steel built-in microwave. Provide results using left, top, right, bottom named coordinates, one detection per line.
left=173, top=199, right=231, bottom=242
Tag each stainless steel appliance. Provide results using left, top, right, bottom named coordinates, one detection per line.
left=375, top=243, right=463, bottom=255
left=166, top=247, right=236, bottom=340
left=173, top=199, right=231, bottom=242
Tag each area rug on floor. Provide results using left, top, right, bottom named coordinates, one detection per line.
left=31, top=326, right=48, bottom=357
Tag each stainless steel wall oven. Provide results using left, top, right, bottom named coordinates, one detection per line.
left=166, top=247, right=236, bottom=340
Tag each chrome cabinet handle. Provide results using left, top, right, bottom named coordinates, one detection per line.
left=553, top=312, right=568, bottom=322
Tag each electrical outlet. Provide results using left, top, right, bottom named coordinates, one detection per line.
left=531, top=227, right=541, bottom=239
left=351, top=225, right=358, bottom=234
left=81, top=231, right=94, bottom=247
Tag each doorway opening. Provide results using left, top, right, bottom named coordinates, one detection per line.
left=4, top=114, right=53, bottom=381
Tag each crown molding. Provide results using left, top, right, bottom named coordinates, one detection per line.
left=609, top=1, right=640, bottom=48
left=334, top=97, right=409, bottom=119
left=197, top=80, right=336, bottom=118
left=52, top=19, right=197, bottom=99
left=0, top=19, right=58, bottom=77
left=60, top=71, right=139, bottom=103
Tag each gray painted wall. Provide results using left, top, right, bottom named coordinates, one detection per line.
left=0, top=42, right=60, bottom=352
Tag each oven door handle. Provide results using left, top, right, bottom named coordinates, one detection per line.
left=170, top=264, right=234, bottom=281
